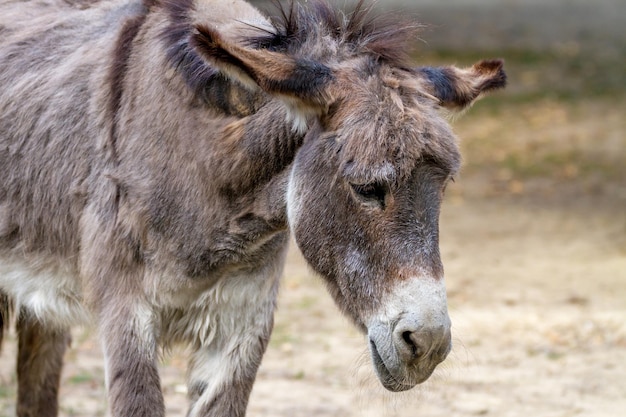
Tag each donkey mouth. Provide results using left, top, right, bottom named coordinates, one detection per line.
left=369, top=339, right=416, bottom=392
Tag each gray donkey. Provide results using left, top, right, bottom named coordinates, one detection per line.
left=0, top=0, right=506, bottom=415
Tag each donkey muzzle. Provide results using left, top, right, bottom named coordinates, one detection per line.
left=368, top=317, right=451, bottom=391
left=367, top=277, right=451, bottom=391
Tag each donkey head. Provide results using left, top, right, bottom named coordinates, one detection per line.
left=191, top=1, right=505, bottom=391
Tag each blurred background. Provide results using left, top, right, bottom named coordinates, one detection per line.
left=250, top=1, right=625, bottom=416
left=250, top=1, right=626, bottom=416
left=1, top=0, right=624, bottom=416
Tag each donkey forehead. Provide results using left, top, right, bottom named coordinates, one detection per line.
left=329, top=74, right=461, bottom=184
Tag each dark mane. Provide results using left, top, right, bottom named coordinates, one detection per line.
left=252, top=0, right=422, bottom=66
left=161, top=0, right=268, bottom=115
left=161, top=0, right=219, bottom=99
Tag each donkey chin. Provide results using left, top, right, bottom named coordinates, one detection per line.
left=366, top=276, right=452, bottom=392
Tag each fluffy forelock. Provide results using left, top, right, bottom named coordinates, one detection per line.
left=248, top=0, right=422, bottom=67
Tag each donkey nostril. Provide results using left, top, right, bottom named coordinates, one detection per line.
left=402, top=331, right=426, bottom=359
left=402, top=331, right=415, bottom=354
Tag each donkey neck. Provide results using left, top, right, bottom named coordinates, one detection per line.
left=102, top=6, right=308, bottom=280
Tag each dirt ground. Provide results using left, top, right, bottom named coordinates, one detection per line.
left=1, top=1, right=625, bottom=416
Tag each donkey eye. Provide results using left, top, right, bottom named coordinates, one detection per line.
left=350, top=182, right=387, bottom=208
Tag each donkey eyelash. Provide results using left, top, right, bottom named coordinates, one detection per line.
left=350, top=182, right=388, bottom=209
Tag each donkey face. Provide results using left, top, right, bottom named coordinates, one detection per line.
left=191, top=0, right=505, bottom=391
left=286, top=64, right=463, bottom=390
left=286, top=58, right=503, bottom=390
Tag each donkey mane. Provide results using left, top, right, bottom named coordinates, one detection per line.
left=161, top=0, right=218, bottom=98
left=247, top=0, right=421, bottom=66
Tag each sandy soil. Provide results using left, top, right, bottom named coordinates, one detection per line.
left=1, top=1, right=625, bottom=416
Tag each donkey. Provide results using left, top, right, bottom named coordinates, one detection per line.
left=0, top=0, right=505, bottom=415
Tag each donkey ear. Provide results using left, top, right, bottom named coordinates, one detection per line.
left=190, top=24, right=332, bottom=107
left=417, top=59, right=506, bottom=109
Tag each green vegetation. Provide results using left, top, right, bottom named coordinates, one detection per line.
left=68, top=372, right=96, bottom=385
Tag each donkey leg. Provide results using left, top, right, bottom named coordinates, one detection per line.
left=99, top=302, right=164, bottom=417
left=186, top=344, right=262, bottom=417
left=79, top=201, right=165, bottom=417
left=186, top=276, right=280, bottom=417
left=16, top=309, right=71, bottom=417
